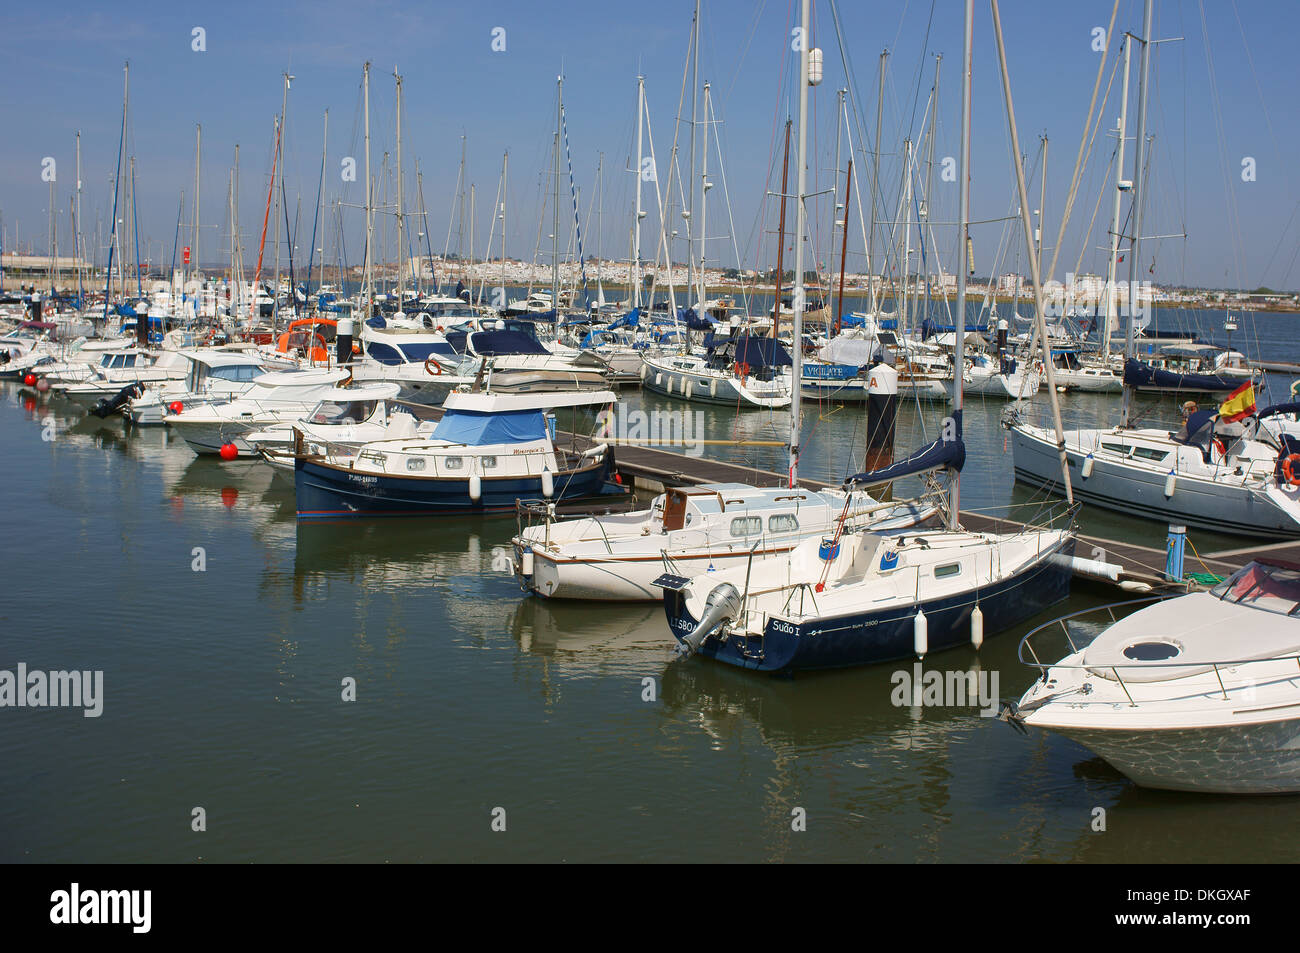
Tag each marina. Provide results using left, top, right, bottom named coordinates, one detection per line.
left=3, top=0, right=1300, bottom=881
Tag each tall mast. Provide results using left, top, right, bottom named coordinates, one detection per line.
left=950, top=0, right=973, bottom=528
left=500, top=152, right=508, bottom=307
left=363, top=62, right=373, bottom=317
left=316, top=111, right=328, bottom=298
left=1120, top=0, right=1154, bottom=428
left=1036, top=135, right=1048, bottom=266
left=552, top=76, right=561, bottom=319
left=633, top=76, right=645, bottom=308
left=923, top=56, right=940, bottom=320
left=900, top=138, right=912, bottom=336
left=458, top=136, right=467, bottom=286
left=596, top=151, right=604, bottom=301
left=193, top=124, right=201, bottom=298
left=870, top=50, right=887, bottom=313
left=790, top=0, right=811, bottom=487
left=75, top=131, right=83, bottom=305
left=686, top=0, right=701, bottom=303
left=1103, top=34, right=1132, bottom=365
left=395, top=71, right=404, bottom=313
left=103, top=62, right=127, bottom=325
left=697, top=81, right=710, bottom=311
left=772, top=119, right=791, bottom=341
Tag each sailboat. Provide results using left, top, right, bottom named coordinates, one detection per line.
left=653, top=0, right=1077, bottom=673
left=1007, top=0, right=1300, bottom=538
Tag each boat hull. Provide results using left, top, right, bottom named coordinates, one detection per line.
left=1010, top=424, right=1300, bottom=537
left=661, top=536, right=1074, bottom=672
left=295, top=455, right=616, bottom=520
left=1044, top=719, right=1300, bottom=794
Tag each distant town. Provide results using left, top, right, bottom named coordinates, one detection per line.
left=4, top=249, right=1296, bottom=313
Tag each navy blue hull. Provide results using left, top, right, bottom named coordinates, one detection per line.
left=295, top=456, right=615, bottom=520
left=662, top=538, right=1074, bottom=672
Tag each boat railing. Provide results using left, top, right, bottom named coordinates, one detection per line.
left=1018, top=595, right=1300, bottom=704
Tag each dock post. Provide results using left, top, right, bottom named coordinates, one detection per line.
left=866, top=360, right=898, bottom=500
left=1165, top=524, right=1186, bottom=582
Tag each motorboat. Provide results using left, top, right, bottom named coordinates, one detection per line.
left=125, top=348, right=273, bottom=424
left=245, top=383, right=421, bottom=470
left=293, top=389, right=622, bottom=519
left=1008, top=559, right=1300, bottom=794
left=642, top=334, right=792, bottom=409
left=165, top=367, right=353, bottom=456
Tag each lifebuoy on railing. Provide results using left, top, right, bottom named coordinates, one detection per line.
left=734, top=361, right=751, bottom=381
left=424, top=355, right=443, bottom=376
left=1283, top=453, right=1300, bottom=487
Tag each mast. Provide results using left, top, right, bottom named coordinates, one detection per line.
left=130, top=156, right=142, bottom=299
left=1103, top=34, right=1132, bottom=365
left=1120, top=0, right=1154, bottom=428
left=193, top=124, right=201, bottom=306
left=687, top=0, right=701, bottom=302
left=552, top=76, right=561, bottom=319
left=75, top=132, right=83, bottom=306
left=395, top=71, right=404, bottom=313
left=363, top=62, right=373, bottom=317
left=923, top=56, right=940, bottom=321
left=501, top=152, right=508, bottom=309
left=950, top=0, right=972, bottom=528
left=790, top=0, right=811, bottom=487
left=102, top=62, right=127, bottom=326
left=870, top=50, right=887, bottom=313
left=772, top=119, right=791, bottom=340
left=991, top=0, right=1072, bottom=502
left=633, top=76, right=645, bottom=308
left=900, top=138, right=912, bottom=337
left=697, top=81, right=710, bottom=311
left=1036, top=135, right=1048, bottom=266
left=835, top=159, right=853, bottom=335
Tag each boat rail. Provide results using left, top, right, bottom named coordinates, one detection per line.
left=1017, top=595, right=1300, bottom=705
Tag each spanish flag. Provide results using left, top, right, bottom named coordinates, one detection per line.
left=1218, top=381, right=1257, bottom=423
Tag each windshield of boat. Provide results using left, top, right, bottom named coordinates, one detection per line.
left=1210, top=561, right=1300, bottom=616
left=308, top=399, right=378, bottom=425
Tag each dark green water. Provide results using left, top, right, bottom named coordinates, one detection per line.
left=3, top=310, right=1300, bottom=862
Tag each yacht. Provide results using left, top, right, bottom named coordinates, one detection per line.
left=1009, top=559, right=1300, bottom=794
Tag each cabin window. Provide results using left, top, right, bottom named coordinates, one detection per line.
left=1131, top=446, right=1170, bottom=463
left=730, top=516, right=762, bottom=538
left=366, top=342, right=404, bottom=366
left=444, top=456, right=464, bottom=471
left=934, top=563, right=962, bottom=579
left=768, top=513, right=799, bottom=533
left=406, top=458, right=426, bottom=472
left=481, top=456, right=497, bottom=469
left=1100, top=442, right=1130, bottom=456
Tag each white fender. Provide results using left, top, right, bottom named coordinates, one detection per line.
left=914, top=608, right=928, bottom=658
left=1081, top=454, right=1094, bottom=479
left=541, top=469, right=555, bottom=498
left=468, top=474, right=482, bottom=501
left=970, top=605, right=984, bottom=649
left=1164, top=470, right=1177, bottom=497
left=684, top=380, right=694, bottom=399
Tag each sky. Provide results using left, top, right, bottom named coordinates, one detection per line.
left=2, top=0, right=1298, bottom=291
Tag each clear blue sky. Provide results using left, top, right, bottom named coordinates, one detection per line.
left=3, top=0, right=1297, bottom=291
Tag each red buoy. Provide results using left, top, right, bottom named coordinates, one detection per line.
left=169, top=401, right=184, bottom=414
left=218, top=443, right=239, bottom=461
left=35, top=378, right=50, bottom=393
left=23, top=374, right=36, bottom=386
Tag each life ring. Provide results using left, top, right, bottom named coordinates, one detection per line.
left=1212, top=437, right=1227, bottom=458
left=424, top=355, right=443, bottom=376
left=734, top=361, right=750, bottom=381
left=1283, top=453, right=1300, bottom=487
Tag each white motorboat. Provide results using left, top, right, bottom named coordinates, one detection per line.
left=245, top=383, right=418, bottom=470
left=165, top=367, right=353, bottom=456
left=1010, top=559, right=1300, bottom=794
left=126, top=348, right=273, bottom=424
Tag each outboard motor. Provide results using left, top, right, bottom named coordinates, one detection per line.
left=678, top=582, right=742, bottom=656
left=336, top=317, right=355, bottom=365
left=90, top=382, right=145, bottom=419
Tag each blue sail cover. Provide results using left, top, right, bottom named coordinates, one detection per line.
left=1123, top=358, right=1240, bottom=393
left=432, top=408, right=548, bottom=446
left=733, top=335, right=792, bottom=369
left=842, top=436, right=965, bottom=486
left=462, top=330, right=550, bottom=356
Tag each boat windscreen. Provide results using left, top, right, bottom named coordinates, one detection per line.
left=1211, top=561, right=1300, bottom=616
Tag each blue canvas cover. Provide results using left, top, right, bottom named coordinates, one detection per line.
left=432, top=408, right=548, bottom=446
left=466, top=330, right=550, bottom=355
left=1123, top=358, right=1240, bottom=393
left=842, top=436, right=966, bottom=486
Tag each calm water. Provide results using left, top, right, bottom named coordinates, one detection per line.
left=3, top=308, right=1300, bottom=863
